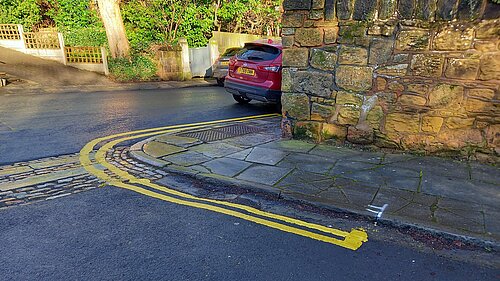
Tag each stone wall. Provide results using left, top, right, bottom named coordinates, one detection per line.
left=281, top=0, right=500, bottom=161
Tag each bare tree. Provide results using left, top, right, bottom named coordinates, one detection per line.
left=97, top=0, right=130, bottom=58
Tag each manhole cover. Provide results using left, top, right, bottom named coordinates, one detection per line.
left=178, top=124, right=262, bottom=142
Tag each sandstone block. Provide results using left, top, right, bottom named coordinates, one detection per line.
left=336, top=0, right=354, bottom=20
left=336, top=65, right=373, bottom=92
left=281, top=68, right=295, bottom=92
left=369, top=39, right=394, bottom=65
left=376, top=77, right=387, bottom=91
left=324, top=27, right=339, bottom=44
left=309, top=10, right=324, bottom=20
left=445, top=117, right=475, bottom=129
left=347, top=126, right=374, bottom=144
left=338, top=22, right=368, bottom=46
left=282, top=12, right=305, bottom=28
left=396, top=29, right=430, bottom=51
left=433, top=25, right=474, bottom=50
left=310, top=48, right=337, bottom=71
left=367, top=105, right=384, bottom=128
left=338, top=46, right=368, bottom=65
left=415, top=0, right=437, bottom=20
left=375, top=64, right=408, bottom=76
left=385, top=113, right=420, bottom=133
left=486, top=124, right=500, bottom=149
left=421, top=116, right=443, bottom=133
left=407, top=83, right=429, bottom=95
left=294, top=121, right=322, bottom=142
left=283, top=0, right=312, bottom=10
left=436, top=128, right=483, bottom=148
left=282, top=28, right=296, bottom=35
left=393, top=54, right=410, bottom=63
left=398, top=0, right=415, bottom=19
left=353, top=0, right=377, bottom=20
left=466, top=98, right=497, bottom=113
left=457, top=0, right=482, bottom=20
left=379, top=0, right=398, bottom=19
left=336, top=91, right=363, bottom=106
left=436, top=0, right=457, bottom=20
left=468, top=88, right=495, bottom=100
left=399, top=94, right=427, bottom=106
left=388, top=81, right=404, bottom=92
left=473, top=41, right=498, bottom=53
left=322, top=123, right=348, bottom=140
left=475, top=19, right=500, bottom=39
left=295, top=28, right=324, bottom=47
left=282, top=35, right=295, bottom=48
left=281, top=92, right=310, bottom=120
left=312, top=0, right=325, bottom=9
left=478, top=53, right=500, bottom=81
left=338, top=107, right=361, bottom=125
left=410, top=54, right=444, bottom=77
left=444, top=58, right=479, bottom=80
left=311, top=103, right=335, bottom=120
left=282, top=48, right=309, bottom=68
left=428, top=84, right=464, bottom=108
left=293, top=71, right=334, bottom=97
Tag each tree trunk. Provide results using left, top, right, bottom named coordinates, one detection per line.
left=97, top=0, right=130, bottom=58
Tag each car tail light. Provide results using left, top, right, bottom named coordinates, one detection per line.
left=258, top=65, right=281, bottom=72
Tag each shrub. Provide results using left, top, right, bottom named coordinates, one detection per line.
left=108, top=55, right=157, bottom=82
left=0, top=0, right=41, bottom=29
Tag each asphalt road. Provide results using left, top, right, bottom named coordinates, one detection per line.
left=0, top=87, right=498, bottom=280
left=0, top=87, right=276, bottom=164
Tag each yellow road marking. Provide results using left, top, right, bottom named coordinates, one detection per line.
left=79, top=114, right=368, bottom=250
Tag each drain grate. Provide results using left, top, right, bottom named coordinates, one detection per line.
left=177, top=124, right=262, bottom=142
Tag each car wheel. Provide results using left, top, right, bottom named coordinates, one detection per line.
left=216, top=78, right=224, bottom=87
left=233, top=94, right=251, bottom=104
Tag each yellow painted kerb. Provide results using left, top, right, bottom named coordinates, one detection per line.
left=79, top=114, right=368, bottom=250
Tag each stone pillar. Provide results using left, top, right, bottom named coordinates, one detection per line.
left=179, top=38, right=192, bottom=80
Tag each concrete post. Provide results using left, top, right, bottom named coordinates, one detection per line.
left=17, top=24, right=27, bottom=52
left=58, top=33, right=67, bottom=65
left=179, top=38, right=192, bottom=80
left=208, top=38, right=220, bottom=65
left=101, top=47, right=109, bottom=75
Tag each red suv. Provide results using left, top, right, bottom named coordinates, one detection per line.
left=224, top=40, right=282, bottom=106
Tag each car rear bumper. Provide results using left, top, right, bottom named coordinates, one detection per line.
left=224, top=79, right=281, bottom=103
left=212, top=68, right=228, bottom=79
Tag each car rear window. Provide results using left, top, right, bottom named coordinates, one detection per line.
left=222, top=48, right=241, bottom=57
left=237, top=44, right=280, bottom=61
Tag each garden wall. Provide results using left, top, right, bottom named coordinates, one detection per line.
left=281, top=0, right=500, bottom=161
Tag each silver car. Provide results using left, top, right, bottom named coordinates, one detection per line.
left=212, top=47, right=242, bottom=86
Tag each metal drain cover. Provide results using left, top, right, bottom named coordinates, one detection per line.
left=177, top=124, right=262, bottom=142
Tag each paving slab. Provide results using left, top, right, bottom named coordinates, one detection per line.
left=469, top=162, right=500, bottom=185
left=225, top=133, right=278, bottom=148
left=162, top=151, right=212, bottom=167
left=245, top=147, right=288, bottom=166
left=0, top=167, right=87, bottom=191
left=421, top=174, right=499, bottom=208
left=258, top=140, right=316, bottom=153
left=155, top=134, right=202, bottom=147
left=226, top=148, right=253, bottom=160
left=434, top=208, right=485, bottom=234
left=386, top=156, right=470, bottom=180
left=393, top=202, right=434, bottom=225
left=277, top=170, right=334, bottom=195
left=371, top=188, right=415, bottom=214
left=236, top=165, right=292, bottom=186
left=277, top=153, right=336, bottom=174
left=309, top=145, right=363, bottom=160
left=334, top=177, right=379, bottom=208
left=143, top=141, right=186, bottom=158
left=190, top=142, right=242, bottom=158
left=202, top=158, right=252, bottom=177
left=329, top=161, right=379, bottom=176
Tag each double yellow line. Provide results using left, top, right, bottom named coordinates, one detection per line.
left=79, top=114, right=368, bottom=250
